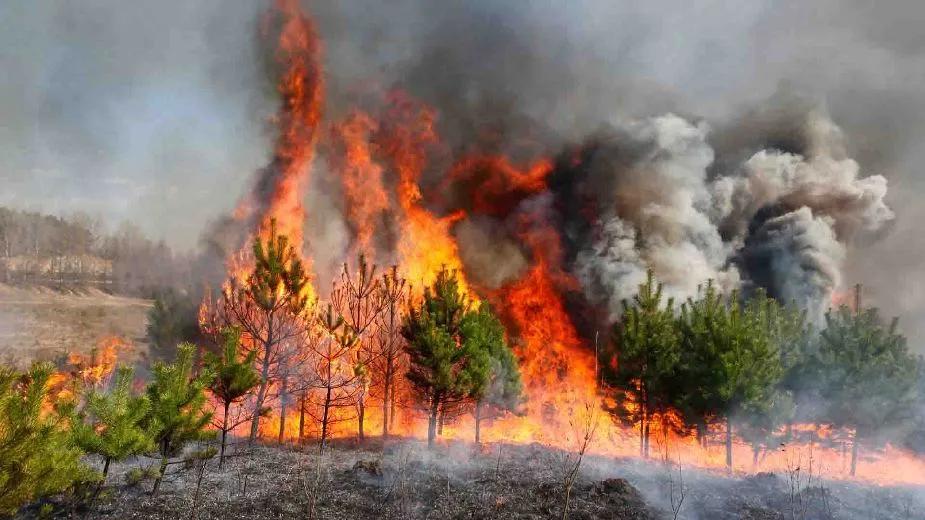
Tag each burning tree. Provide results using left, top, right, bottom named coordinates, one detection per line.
left=330, top=254, right=388, bottom=441
left=308, top=304, right=361, bottom=451
left=373, top=266, right=409, bottom=438
left=601, top=270, right=680, bottom=459
left=205, top=328, right=260, bottom=468
left=818, top=303, right=919, bottom=476
left=208, top=220, right=314, bottom=443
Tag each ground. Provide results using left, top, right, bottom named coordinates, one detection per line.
left=20, top=439, right=925, bottom=519
left=0, top=284, right=150, bottom=368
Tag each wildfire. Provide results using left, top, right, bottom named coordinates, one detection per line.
left=198, top=0, right=925, bottom=489
left=46, top=336, right=129, bottom=405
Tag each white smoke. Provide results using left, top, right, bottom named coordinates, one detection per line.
left=573, top=114, right=737, bottom=318
left=574, top=111, right=892, bottom=322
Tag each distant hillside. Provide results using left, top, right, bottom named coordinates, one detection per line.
left=0, top=283, right=151, bottom=369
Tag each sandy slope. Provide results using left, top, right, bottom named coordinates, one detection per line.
left=0, top=283, right=151, bottom=368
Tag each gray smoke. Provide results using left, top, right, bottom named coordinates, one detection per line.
left=571, top=109, right=892, bottom=323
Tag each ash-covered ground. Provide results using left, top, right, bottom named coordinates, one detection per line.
left=24, top=439, right=925, bottom=519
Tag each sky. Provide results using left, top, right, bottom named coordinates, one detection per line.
left=2, top=0, right=925, bottom=342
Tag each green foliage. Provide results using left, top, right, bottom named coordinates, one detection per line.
left=70, top=366, right=155, bottom=477
left=146, top=289, right=202, bottom=360
left=205, top=328, right=260, bottom=466
left=675, top=283, right=782, bottom=466
left=601, top=270, right=679, bottom=456
left=124, top=466, right=160, bottom=488
left=144, top=343, right=214, bottom=494
left=206, top=328, right=260, bottom=408
left=818, top=306, right=919, bottom=436
left=677, top=284, right=781, bottom=421
left=402, top=269, right=472, bottom=404
left=403, top=268, right=509, bottom=446
left=248, top=219, right=312, bottom=314
left=462, top=302, right=522, bottom=411
left=0, top=363, right=98, bottom=515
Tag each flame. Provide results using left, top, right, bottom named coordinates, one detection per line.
left=197, top=0, right=925, bottom=488
left=330, top=111, right=389, bottom=257
left=46, top=336, right=130, bottom=406
left=376, top=92, right=471, bottom=295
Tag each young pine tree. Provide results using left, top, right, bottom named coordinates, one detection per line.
left=205, top=328, right=260, bottom=468
left=71, top=366, right=154, bottom=483
left=819, top=303, right=918, bottom=476
left=0, top=363, right=97, bottom=515
left=144, top=343, right=214, bottom=495
left=677, top=284, right=782, bottom=469
left=460, top=302, right=523, bottom=444
left=601, top=270, right=679, bottom=458
left=208, top=220, right=313, bottom=444
left=402, top=268, right=481, bottom=447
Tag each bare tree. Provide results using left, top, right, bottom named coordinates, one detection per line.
left=308, top=304, right=361, bottom=451
left=330, top=254, right=388, bottom=441
left=560, top=403, right=598, bottom=520
left=373, top=266, right=409, bottom=438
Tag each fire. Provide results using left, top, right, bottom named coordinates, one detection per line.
left=198, top=0, right=925, bottom=489
left=46, top=336, right=130, bottom=405
left=330, top=111, right=389, bottom=258
left=376, top=92, right=471, bottom=295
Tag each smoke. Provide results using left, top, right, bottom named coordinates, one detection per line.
left=4, top=0, right=925, bottom=343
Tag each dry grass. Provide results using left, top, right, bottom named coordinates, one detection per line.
left=0, top=283, right=151, bottom=368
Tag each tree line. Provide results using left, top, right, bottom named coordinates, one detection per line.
left=600, top=271, right=925, bottom=474
left=0, top=206, right=192, bottom=296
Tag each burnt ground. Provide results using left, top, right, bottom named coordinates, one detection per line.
left=18, top=438, right=925, bottom=520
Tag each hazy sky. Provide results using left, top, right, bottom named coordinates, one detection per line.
left=3, top=0, right=925, bottom=340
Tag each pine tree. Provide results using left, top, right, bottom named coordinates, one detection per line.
left=677, top=284, right=781, bottom=469
left=0, top=362, right=97, bottom=515
left=71, top=365, right=154, bottom=484
left=205, top=220, right=313, bottom=444
left=460, top=302, right=523, bottom=444
left=818, top=303, right=918, bottom=476
left=308, top=304, right=361, bottom=451
left=601, top=270, right=679, bottom=458
left=144, top=343, right=214, bottom=495
left=205, top=328, right=260, bottom=468
left=330, top=254, right=387, bottom=442
left=374, top=266, right=409, bottom=438
left=401, top=268, right=481, bottom=447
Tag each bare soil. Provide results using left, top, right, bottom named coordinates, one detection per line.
left=22, top=439, right=925, bottom=520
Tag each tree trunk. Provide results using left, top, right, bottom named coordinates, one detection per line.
left=102, top=457, right=111, bottom=477
left=382, top=362, right=393, bottom=438
left=427, top=395, right=440, bottom=448
left=320, top=384, right=332, bottom=452
left=152, top=440, right=169, bottom=496
left=220, top=401, right=230, bottom=468
left=278, top=379, right=288, bottom=444
left=357, top=388, right=366, bottom=441
left=850, top=428, right=860, bottom=477
left=438, top=405, right=445, bottom=436
left=298, top=391, right=306, bottom=442
left=643, top=414, right=650, bottom=459
left=725, top=416, right=733, bottom=470
left=249, top=322, right=274, bottom=444
left=475, top=400, right=482, bottom=444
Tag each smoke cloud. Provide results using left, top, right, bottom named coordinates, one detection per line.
left=3, top=0, right=924, bottom=344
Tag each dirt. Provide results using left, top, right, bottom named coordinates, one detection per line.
left=17, top=439, right=924, bottom=520
left=0, top=283, right=151, bottom=368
